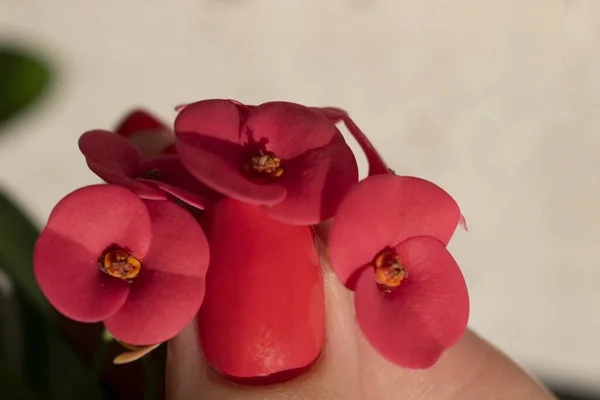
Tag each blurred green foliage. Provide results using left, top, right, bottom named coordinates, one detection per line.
left=0, top=192, right=48, bottom=313
left=0, top=47, right=51, bottom=128
left=0, top=46, right=113, bottom=399
left=0, top=45, right=162, bottom=400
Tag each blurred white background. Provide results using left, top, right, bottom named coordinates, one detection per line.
left=1, top=0, right=599, bottom=393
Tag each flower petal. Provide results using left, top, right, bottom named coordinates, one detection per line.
left=329, top=175, right=461, bottom=288
left=341, top=116, right=390, bottom=176
left=176, top=132, right=286, bottom=206
left=174, top=99, right=242, bottom=144
left=198, top=199, right=325, bottom=380
left=40, top=184, right=152, bottom=257
left=33, top=184, right=152, bottom=322
left=162, top=143, right=176, bottom=155
left=104, top=269, right=205, bottom=345
left=141, top=200, right=210, bottom=278
left=127, top=130, right=175, bottom=159
left=78, top=130, right=165, bottom=199
left=114, top=109, right=174, bottom=157
left=115, top=109, right=166, bottom=137
left=34, top=230, right=129, bottom=322
left=113, top=343, right=161, bottom=365
left=311, top=106, right=347, bottom=123
left=354, top=236, right=469, bottom=369
left=265, top=140, right=358, bottom=225
left=241, top=102, right=339, bottom=160
left=140, top=156, right=220, bottom=209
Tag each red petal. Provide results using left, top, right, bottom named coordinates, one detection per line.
left=161, top=144, right=177, bottom=155
left=140, top=156, right=220, bottom=209
left=341, top=116, right=390, bottom=176
left=115, top=109, right=166, bottom=137
left=241, top=102, right=339, bottom=160
left=265, top=140, right=358, bottom=225
left=103, top=200, right=208, bottom=345
left=104, top=269, right=205, bottom=345
left=198, top=199, right=325, bottom=380
left=228, top=101, right=345, bottom=123
left=459, top=214, right=468, bottom=231
left=78, top=130, right=165, bottom=199
left=311, top=106, right=348, bottom=123
left=354, top=237, right=469, bottom=369
left=174, top=99, right=242, bottom=144
left=34, top=230, right=129, bottom=322
left=329, top=175, right=461, bottom=288
left=33, top=185, right=152, bottom=321
left=40, top=185, right=152, bottom=256
left=226, top=99, right=254, bottom=119
left=141, top=200, right=210, bottom=278
left=127, top=130, right=175, bottom=158
left=176, top=132, right=286, bottom=205
left=174, top=103, right=188, bottom=112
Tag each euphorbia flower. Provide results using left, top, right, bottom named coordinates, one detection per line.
left=115, top=109, right=176, bottom=157
left=175, top=101, right=348, bottom=124
left=79, top=129, right=218, bottom=209
left=198, top=198, right=325, bottom=382
left=174, top=99, right=358, bottom=224
left=336, top=113, right=469, bottom=230
left=328, top=174, right=469, bottom=368
left=33, top=184, right=209, bottom=345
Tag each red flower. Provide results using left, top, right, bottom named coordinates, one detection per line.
left=198, top=198, right=325, bottom=382
left=328, top=174, right=469, bottom=368
left=79, top=129, right=218, bottom=209
left=174, top=99, right=358, bottom=224
left=115, top=109, right=176, bottom=157
left=33, top=185, right=209, bottom=345
left=175, top=101, right=348, bottom=124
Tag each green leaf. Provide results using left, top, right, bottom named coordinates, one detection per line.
left=0, top=47, right=51, bottom=127
left=0, top=362, right=39, bottom=400
left=18, top=294, right=107, bottom=400
left=0, top=189, right=108, bottom=399
left=0, top=288, right=108, bottom=400
left=0, top=189, right=48, bottom=315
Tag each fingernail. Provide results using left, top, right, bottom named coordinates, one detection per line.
left=198, top=199, right=325, bottom=384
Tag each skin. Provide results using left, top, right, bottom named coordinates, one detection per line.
left=166, top=232, right=556, bottom=400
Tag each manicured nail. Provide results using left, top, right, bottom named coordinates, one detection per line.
left=198, top=199, right=325, bottom=383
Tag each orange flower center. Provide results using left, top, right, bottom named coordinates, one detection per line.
left=372, top=248, right=408, bottom=293
left=100, top=248, right=141, bottom=282
left=242, top=152, right=284, bottom=183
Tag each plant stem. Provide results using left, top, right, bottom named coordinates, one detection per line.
left=342, top=115, right=391, bottom=176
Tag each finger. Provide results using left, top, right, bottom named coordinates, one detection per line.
left=357, top=328, right=556, bottom=400
left=165, top=238, right=363, bottom=400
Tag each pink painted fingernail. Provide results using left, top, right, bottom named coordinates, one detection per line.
left=198, top=199, right=325, bottom=383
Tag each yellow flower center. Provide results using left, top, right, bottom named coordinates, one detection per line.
left=100, top=248, right=141, bottom=282
left=242, top=152, right=284, bottom=183
left=372, top=248, right=408, bottom=293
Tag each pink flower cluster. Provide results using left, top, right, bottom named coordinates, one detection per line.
left=34, top=99, right=469, bottom=382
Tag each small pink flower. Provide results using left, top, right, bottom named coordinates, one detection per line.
left=328, top=174, right=469, bottom=368
left=114, top=109, right=175, bottom=157
left=33, top=185, right=209, bottom=345
left=79, top=130, right=218, bottom=209
left=174, top=99, right=358, bottom=224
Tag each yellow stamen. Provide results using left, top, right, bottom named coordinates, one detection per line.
left=372, top=248, right=408, bottom=293
left=100, top=249, right=141, bottom=282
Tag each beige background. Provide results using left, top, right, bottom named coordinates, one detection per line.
left=1, top=0, right=599, bottom=393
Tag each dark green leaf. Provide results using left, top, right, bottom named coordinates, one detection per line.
left=0, top=188, right=48, bottom=314
left=0, top=279, right=108, bottom=400
left=0, top=362, right=39, bottom=400
left=0, top=189, right=108, bottom=399
left=0, top=47, right=51, bottom=127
